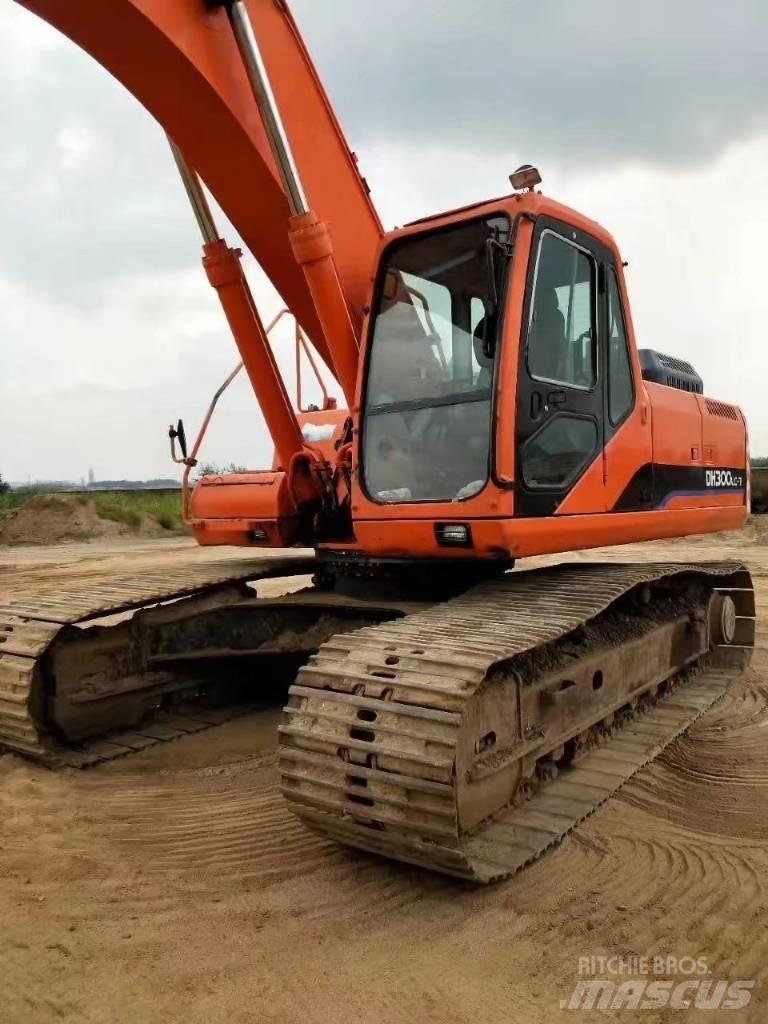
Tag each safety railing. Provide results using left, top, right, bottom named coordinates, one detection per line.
left=169, top=308, right=336, bottom=523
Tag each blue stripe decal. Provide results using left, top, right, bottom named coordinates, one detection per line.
left=656, top=488, right=745, bottom=509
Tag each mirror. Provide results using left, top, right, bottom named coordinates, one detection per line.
left=176, top=418, right=188, bottom=459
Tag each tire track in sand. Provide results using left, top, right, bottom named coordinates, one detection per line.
left=73, top=749, right=335, bottom=884
left=499, top=658, right=768, bottom=1003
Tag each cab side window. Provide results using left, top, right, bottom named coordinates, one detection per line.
left=527, top=232, right=596, bottom=390
left=607, top=270, right=634, bottom=424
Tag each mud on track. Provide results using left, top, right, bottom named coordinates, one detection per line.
left=1, top=530, right=767, bottom=1023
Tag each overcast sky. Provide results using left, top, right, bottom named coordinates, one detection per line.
left=1, top=0, right=767, bottom=483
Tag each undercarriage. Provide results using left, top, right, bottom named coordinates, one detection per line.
left=279, top=561, right=754, bottom=880
left=0, top=556, right=754, bottom=881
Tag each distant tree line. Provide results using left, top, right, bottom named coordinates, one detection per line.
left=0, top=476, right=181, bottom=493
left=752, top=457, right=768, bottom=468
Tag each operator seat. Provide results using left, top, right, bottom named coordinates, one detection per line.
left=472, top=315, right=496, bottom=388
left=530, top=288, right=568, bottom=382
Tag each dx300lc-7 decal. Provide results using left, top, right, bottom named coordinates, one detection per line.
left=612, top=464, right=747, bottom=513
left=705, top=468, right=744, bottom=489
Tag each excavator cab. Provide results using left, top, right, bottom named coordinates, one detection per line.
left=347, top=183, right=747, bottom=564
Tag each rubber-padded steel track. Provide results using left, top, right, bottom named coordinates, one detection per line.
left=279, top=561, right=755, bottom=882
left=0, top=555, right=315, bottom=762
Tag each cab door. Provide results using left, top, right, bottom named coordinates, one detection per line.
left=514, top=218, right=606, bottom=517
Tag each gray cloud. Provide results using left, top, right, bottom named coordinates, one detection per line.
left=0, top=28, right=198, bottom=307
left=292, top=0, right=768, bottom=166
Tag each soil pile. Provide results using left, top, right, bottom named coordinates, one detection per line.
left=0, top=494, right=123, bottom=546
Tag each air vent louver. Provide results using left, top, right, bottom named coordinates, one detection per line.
left=638, top=349, right=703, bottom=394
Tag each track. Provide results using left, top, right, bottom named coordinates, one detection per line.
left=280, top=561, right=755, bottom=881
left=0, top=554, right=315, bottom=762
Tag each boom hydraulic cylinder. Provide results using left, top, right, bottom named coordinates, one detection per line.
left=226, top=0, right=360, bottom=407
left=169, top=140, right=306, bottom=470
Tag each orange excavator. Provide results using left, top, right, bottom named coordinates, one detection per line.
left=1, top=0, right=754, bottom=881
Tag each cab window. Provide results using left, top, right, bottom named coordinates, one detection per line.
left=527, top=232, right=596, bottom=390
left=362, top=215, right=510, bottom=502
left=607, top=269, right=634, bottom=424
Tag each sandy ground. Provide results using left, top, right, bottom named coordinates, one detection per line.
left=1, top=529, right=767, bottom=1023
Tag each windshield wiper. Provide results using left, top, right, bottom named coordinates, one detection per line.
left=366, top=388, right=492, bottom=416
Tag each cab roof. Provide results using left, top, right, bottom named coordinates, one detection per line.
left=391, top=190, right=621, bottom=262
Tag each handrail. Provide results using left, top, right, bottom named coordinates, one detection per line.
left=295, top=317, right=335, bottom=413
left=170, top=308, right=335, bottom=524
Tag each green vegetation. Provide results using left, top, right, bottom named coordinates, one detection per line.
left=751, top=457, right=768, bottom=468
left=197, top=462, right=248, bottom=477
left=0, top=473, right=9, bottom=496
left=0, top=486, right=39, bottom=512
left=0, top=487, right=184, bottom=533
left=752, top=461, right=768, bottom=514
left=89, top=490, right=184, bottom=532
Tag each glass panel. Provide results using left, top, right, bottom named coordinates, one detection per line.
left=400, top=271, right=452, bottom=373
left=528, top=232, right=596, bottom=389
left=363, top=216, right=509, bottom=502
left=521, top=415, right=598, bottom=489
left=470, top=296, right=485, bottom=334
left=607, top=271, right=634, bottom=424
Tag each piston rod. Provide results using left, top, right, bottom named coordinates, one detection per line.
left=219, top=0, right=360, bottom=406
left=228, top=0, right=309, bottom=217
left=168, top=137, right=219, bottom=244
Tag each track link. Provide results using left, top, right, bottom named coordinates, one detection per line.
left=0, top=555, right=315, bottom=762
left=279, top=561, right=755, bottom=882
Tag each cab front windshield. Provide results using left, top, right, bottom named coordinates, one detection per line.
left=362, top=215, right=510, bottom=503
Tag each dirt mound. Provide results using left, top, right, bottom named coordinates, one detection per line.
left=664, top=514, right=768, bottom=549
left=0, top=494, right=124, bottom=546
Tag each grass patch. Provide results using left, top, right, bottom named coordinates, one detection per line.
left=0, top=487, right=41, bottom=513
left=93, top=498, right=143, bottom=530
left=90, top=491, right=184, bottom=532
left=0, top=489, right=184, bottom=533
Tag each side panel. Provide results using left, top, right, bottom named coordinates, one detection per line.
left=613, top=383, right=748, bottom=511
left=698, top=396, right=748, bottom=473
left=347, top=503, right=746, bottom=560
left=650, top=381, right=704, bottom=477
